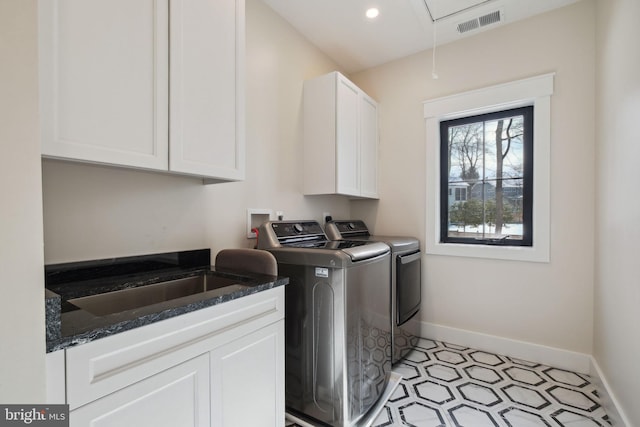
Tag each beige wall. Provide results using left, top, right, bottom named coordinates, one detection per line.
left=352, top=0, right=596, bottom=355
left=42, top=0, right=350, bottom=264
left=595, top=0, right=640, bottom=424
left=0, top=0, right=46, bottom=402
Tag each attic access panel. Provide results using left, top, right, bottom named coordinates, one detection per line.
left=423, top=0, right=494, bottom=21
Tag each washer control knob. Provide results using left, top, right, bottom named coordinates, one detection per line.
left=293, top=223, right=304, bottom=233
left=348, top=222, right=356, bottom=230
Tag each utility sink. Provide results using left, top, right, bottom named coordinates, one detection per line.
left=68, top=273, right=250, bottom=316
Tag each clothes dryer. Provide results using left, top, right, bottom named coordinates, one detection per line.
left=325, top=220, right=421, bottom=364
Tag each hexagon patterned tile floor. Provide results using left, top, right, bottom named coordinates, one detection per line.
left=287, top=337, right=610, bottom=426
left=372, top=338, right=610, bottom=427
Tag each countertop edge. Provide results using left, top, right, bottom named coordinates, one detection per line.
left=46, top=277, right=288, bottom=353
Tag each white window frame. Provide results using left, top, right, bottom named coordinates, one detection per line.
left=424, top=73, right=554, bottom=263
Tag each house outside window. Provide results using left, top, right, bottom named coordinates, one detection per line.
left=440, top=106, right=533, bottom=246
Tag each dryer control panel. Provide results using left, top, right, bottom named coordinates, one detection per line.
left=270, top=221, right=325, bottom=239
left=326, top=220, right=370, bottom=239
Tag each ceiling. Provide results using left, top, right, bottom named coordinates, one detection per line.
left=260, top=0, right=582, bottom=73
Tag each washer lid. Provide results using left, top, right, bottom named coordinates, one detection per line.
left=280, top=239, right=389, bottom=261
left=258, top=220, right=390, bottom=262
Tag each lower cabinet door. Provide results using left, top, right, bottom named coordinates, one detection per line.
left=70, top=353, right=210, bottom=427
left=211, top=321, right=285, bottom=427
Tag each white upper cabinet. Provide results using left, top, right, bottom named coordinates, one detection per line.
left=359, top=93, right=379, bottom=198
left=303, top=71, right=378, bottom=199
left=335, top=77, right=360, bottom=196
left=39, top=0, right=245, bottom=182
left=39, top=0, right=169, bottom=171
left=169, top=0, right=245, bottom=181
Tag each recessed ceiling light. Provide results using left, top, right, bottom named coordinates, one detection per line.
left=366, top=8, right=379, bottom=20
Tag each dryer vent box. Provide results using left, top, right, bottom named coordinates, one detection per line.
left=247, top=209, right=273, bottom=239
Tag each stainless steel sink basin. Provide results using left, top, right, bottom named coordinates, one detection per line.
left=68, top=274, right=250, bottom=316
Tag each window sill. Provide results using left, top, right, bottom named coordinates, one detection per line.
left=426, top=240, right=549, bottom=263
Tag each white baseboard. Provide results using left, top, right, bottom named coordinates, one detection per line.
left=589, top=357, right=631, bottom=427
left=418, top=321, right=592, bottom=374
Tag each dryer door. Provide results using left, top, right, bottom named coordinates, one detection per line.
left=396, top=251, right=421, bottom=325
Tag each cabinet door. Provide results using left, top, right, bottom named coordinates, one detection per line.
left=359, top=94, right=379, bottom=199
left=39, top=0, right=169, bottom=170
left=211, top=322, right=284, bottom=427
left=169, top=0, right=245, bottom=181
left=335, top=75, right=360, bottom=196
left=70, top=354, right=210, bottom=427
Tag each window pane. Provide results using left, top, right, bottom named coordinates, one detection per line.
left=441, top=106, right=532, bottom=246
left=448, top=199, right=484, bottom=238
left=446, top=193, right=524, bottom=241
left=447, top=123, right=482, bottom=185
left=483, top=179, right=524, bottom=241
left=484, top=115, right=525, bottom=181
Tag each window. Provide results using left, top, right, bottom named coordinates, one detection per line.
left=454, top=187, right=467, bottom=202
left=440, top=106, right=533, bottom=246
left=423, top=73, right=553, bottom=263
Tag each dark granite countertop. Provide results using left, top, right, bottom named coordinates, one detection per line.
left=45, top=249, right=288, bottom=353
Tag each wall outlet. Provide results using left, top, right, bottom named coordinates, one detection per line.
left=322, top=212, right=332, bottom=223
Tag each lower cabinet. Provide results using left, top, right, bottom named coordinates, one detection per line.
left=71, top=354, right=210, bottom=427
left=53, top=287, right=285, bottom=427
left=211, top=323, right=284, bottom=427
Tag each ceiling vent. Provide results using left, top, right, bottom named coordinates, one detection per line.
left=456, top=9, right=503, bottom=34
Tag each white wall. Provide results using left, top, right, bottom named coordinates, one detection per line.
left=594, top=0, right=640, bottom=424
left=42, top=0, right=351, bottom=264
left=202, top=0, right=352, bottom=253
left=352, top=0, right=596, bottom=356
left=0, top=0, right=46, bottom=402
